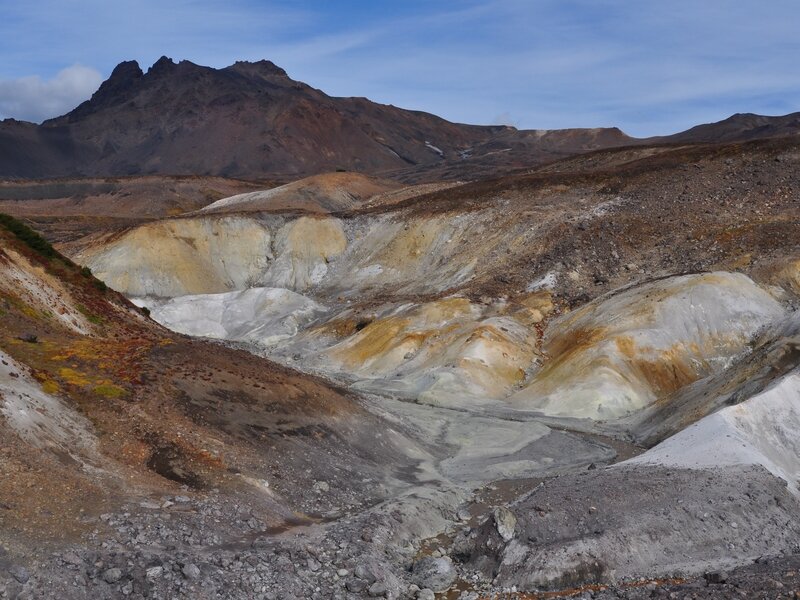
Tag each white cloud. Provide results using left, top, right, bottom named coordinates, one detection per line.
left=0, top=64, right=103, bottom=123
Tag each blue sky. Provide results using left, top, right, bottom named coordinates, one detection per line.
left=1, top=0, right=799, bottom=136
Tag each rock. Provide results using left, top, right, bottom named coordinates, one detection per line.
left=313, top=481, right=330, bottom=494
left=307, top=557, right=322, bottom=572
left=346, top=578, right=368, bottom=593
left=146, top=565, right=163, bottom=578
left=417, top=589, right=436, bottom=600
left=182, top=563, right=200, bottom=579
left=355, top=563, right=377, bottom=583
left=493, top=507, right=517, bottom=542
left=102, top=567, right=123, bottom=584
left=61, top=552, right=83, bottom=566
left=704, top=571, right=728, bottom=584
left=337, top=568, right=349, bottom=577
left=8, top=565, right=29, bottom=584
left=368, top=581, right=387, bottom=597
left=411, top=556, right=455, bottom=592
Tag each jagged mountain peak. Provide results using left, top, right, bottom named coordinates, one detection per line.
left=5, top=56, right=800, bottom=181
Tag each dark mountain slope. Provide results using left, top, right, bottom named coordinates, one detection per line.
left=1, top=56, right=798, bottom=181
left=0, top=57, right=633, bottom=179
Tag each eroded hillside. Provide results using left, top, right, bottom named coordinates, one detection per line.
left=2, top=136, right=799, bottom=599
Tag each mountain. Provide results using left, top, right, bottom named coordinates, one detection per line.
left=654, top=111, right=800, bottom=144
left=3, top=57, right=799, bottom=182
left=0, top=57, right=638, bottom=180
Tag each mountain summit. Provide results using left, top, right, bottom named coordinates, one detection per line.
left=1, top=57, right=798, bottom=181
left=0, top=57, right=634, bottom=180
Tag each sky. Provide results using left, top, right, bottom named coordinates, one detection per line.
left=0, top=0, right=799, bottom=136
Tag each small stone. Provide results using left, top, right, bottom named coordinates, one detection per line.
left=355, top=564, right=377, bottom=583
left=307, top=557, right=322, bottom=572
left=102, top=568, right=123, bottom=584
left=313, top=481, right=330, bottom=494
left=417, top=589, right=436, bottom=600
left=9, top=565, right=30, bottom=584
left=704, top=571, right=728, bottom=584
left=411, top=556, right=455, bottom=592
left=368, top=581, right=388, bottom=597
left=337, top=568, right=349, bottom=577
left=493, top=507, right=517, bottom=542
left=61, top=552, right=83, bottom=566
left=346, top=578, right=368, bottom=593
left=146, top=566, right=163, bottom=578
left=182, top=563, right=200, bottom=580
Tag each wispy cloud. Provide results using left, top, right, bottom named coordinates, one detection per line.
left=0, top=65, right=103, bottom=122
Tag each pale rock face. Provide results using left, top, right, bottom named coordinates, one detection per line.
left=322, top=213, right=481, bottom=297
left=76, top=211, right=490, bottom=299
left=266, top=217, right=346, bottom=291
left=138, top=271, right=786, bottom=426
left=0, top=350, right=98, bottom=459
left=290, top=297, right=542, bottom=410
left=76, top=204, right=790, bottom=428
left=76, top=216, right=273, bottom=297
left=626, top=369, right=800, bottom=492
left=139, top=287, right=326, bottom=346
left=508, top=272, right=786, bottom=421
